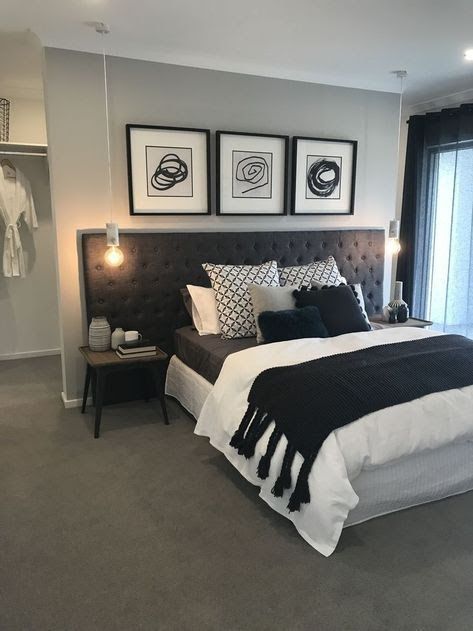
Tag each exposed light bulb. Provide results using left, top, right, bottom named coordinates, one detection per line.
left=388, top=238, right=401, bottom=255
left=104, top=245, right=124, bottom=267
left=464, top=49, right=473, bottom=61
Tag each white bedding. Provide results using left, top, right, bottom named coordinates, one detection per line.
left=195, top=328, right=473, bottom=556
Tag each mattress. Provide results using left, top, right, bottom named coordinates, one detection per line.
left=174, top=326, right=257, bottom=384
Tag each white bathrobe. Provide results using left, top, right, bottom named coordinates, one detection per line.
left=0, top=165, right=38, bottom=278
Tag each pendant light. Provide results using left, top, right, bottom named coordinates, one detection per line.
left=388, top=219, right=401, bottom=255
left=388, top=69, right=407, bottom=256
left=94, top=22, right=124, bottom=267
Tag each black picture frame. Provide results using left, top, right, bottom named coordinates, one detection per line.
left=216, top=130, right=289, bottom=216
left=126, top=124, right=211, bottom=216
left=291, top=136, right=357, bottom=215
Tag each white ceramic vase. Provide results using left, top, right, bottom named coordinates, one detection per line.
left=111, top=327, right=126, bottom=350
left=388, top=281, right=408, bottom=310
left=89, top=316, right=111, bottom=351
left=388, top=281, right=409, bottom=322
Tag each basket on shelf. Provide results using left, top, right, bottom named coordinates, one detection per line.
left=0, top=98, right=10, bottom=142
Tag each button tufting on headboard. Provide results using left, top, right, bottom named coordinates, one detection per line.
left=82, top=230, right=385, bottom=355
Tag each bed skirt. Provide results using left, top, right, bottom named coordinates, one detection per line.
left=165, top=355, right=212, bottom=419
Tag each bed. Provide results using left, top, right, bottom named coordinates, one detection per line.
left=81, top=229, right=473, bottom=555
left=167, top=325, right=473, bottom=556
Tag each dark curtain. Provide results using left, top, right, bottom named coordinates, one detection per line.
left=397, top=104, right=473, bottom=322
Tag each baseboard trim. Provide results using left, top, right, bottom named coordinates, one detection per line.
left=0, top=348, right=61, bottom=361
left=61, top=392, right=92, bottom=409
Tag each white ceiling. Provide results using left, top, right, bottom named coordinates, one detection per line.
left=2, top=0, right=473, bottom=105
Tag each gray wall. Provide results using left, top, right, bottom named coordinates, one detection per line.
left=4, top=95, right=47, bottom=145
left=43, top=48, right=399, bottom=402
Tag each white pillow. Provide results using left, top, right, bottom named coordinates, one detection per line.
left=278, top=256, right=344, bottom=288
left=202, top=261, right=280, bottom=339
left=186, top=285, right=221, bottom=336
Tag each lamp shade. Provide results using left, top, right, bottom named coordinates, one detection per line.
left=106, top=222, right=119, bottom=246
left=388, top=219, right=400, bottom=240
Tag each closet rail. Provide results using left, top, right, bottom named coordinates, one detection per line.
left=0, top=142, right=47, bottom=157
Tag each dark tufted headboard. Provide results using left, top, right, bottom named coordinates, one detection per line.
left=81, top=230, right=384, bottom=355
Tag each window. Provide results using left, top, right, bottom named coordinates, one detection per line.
left=422, top=142, right=473, bottom=338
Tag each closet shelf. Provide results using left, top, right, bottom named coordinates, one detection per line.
left=0, top=142, right=48, bottom=157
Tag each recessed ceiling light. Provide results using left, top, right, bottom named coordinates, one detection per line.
left=464, top=49, right=473, bottom=61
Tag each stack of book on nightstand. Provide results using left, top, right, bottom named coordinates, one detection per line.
left=116, top=339, right=158, bottom=359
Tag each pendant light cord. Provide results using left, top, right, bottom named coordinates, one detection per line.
left=393, top=70, right=407, bottom=220
left=396, top=73, right=405, bottom=173
left=101, top=32, right=113, bottom=224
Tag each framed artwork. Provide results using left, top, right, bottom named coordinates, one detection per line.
left=126, top=124, right=211, bottom=215
left=291, top=136, right=357, bottom=215
left=216, top=130, right=289, bottom=215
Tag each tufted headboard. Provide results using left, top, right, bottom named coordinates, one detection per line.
left=81, top=230, right=384, bottom=355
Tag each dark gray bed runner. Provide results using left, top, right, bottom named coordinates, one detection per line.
left=230, top=335, right=473, bottom=512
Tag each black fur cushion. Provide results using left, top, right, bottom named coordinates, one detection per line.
left=258, top=306, right=329, bottom=343
left=293, top=285, right=371, bottom=337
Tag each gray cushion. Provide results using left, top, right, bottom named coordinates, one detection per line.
left=248, top=284, right=298, bottom=343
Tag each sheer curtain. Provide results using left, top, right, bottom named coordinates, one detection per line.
left=397, top=104, right=473, bottom=338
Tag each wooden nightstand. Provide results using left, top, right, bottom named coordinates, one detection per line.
left=79, top=346, right=169, bottom=438
left=369, top=317, right=433, bottom=329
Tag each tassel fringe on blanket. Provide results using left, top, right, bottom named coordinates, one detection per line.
left=230, top=335, right=473, bottom=512
left=230, top=405, right=316, bottom=512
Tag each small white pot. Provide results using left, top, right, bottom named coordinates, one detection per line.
left=111, top=327, right=126, bottom=350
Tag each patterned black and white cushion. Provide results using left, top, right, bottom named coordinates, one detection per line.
left=202, top=261, right=280, bottom=339
left=278, top=256, right=343, bottom=288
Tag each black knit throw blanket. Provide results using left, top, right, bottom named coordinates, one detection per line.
left=230, top=335, right=473, bottom=512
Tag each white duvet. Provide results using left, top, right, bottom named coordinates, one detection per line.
left=195, top=328, right=473, bottom=556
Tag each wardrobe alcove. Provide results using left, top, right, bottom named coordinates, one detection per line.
left=0, top=141, right=60, bottom=359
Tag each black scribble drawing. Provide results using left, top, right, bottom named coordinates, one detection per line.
left=235, top=155, right=269, bottom=194
left=146, top=145, right=193, bottom=198
left=151, top=153, right=188, bottom=191
left=306, top=157, right=341, bottom=198
left=232, top=151, right=272, bottom=199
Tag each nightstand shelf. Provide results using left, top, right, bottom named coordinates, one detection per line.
left=369, top=317, right=433, bottom=329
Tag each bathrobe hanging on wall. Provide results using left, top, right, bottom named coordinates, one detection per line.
left=0, top=163, right=38, bottom=277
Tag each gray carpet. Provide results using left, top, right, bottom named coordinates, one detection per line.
left=1, top=356, right=473, bottom=631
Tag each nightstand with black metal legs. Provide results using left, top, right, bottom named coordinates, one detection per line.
left=79, top=346, right=169, bottom=438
